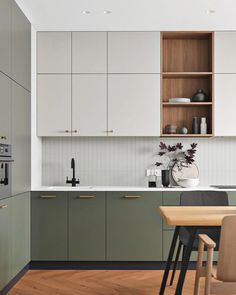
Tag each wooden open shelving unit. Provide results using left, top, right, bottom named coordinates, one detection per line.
left=160, top=32, right=214, bottom=137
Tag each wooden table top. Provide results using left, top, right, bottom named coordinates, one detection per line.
left=159, top=206, right=236, bottom=226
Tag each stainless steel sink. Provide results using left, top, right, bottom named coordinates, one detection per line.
left=211, top=185, right=236, bottom=189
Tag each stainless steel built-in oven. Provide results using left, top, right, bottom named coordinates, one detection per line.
left=0, top=144, right=13, bottom=199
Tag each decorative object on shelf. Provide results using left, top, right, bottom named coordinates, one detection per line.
left=161, top=169, right=170, bottom=187
left=200, top=117, right=207, bottom=134
left=191, top=89, right=208, bottom=102
left=180, top=126, right=188, bottom=134
left=177, top=177, right=199, bottom=188
left=192, top=117, right=200, bottom=134
left=164, top=124, right=177, bottom=134
left=169, top=98, right=191, bottom=103
left=155, top=141, right=198, bottom=187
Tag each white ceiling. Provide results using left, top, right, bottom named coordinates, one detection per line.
left=16, top=0, right=236, bottom=31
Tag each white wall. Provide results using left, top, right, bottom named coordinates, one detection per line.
left=41, top=137, right=236, bottom=187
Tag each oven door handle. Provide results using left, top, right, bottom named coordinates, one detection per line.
left=0, top=159, right=14, bottom=163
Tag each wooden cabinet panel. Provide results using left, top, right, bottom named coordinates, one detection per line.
left=31, top=192, right=68, bottom=261
left=215, top=32, right=236, bottom=73
left=0, top=0, right=11, bottom=76
left=37, top=32, right=71, bottom=73
left=11, top=0, right=31, bottom=91
left=11, top=193, right=30, bottom=277
left=0, top=73, right=11, bottom=144
left=68, top=192, right=106, bottom=261
left=107, top=192, right=162, bottom=261
left=72, top=75, right=107, bottom=136
left=72, top=32, right=107, bottom=73
left=37, top=74, right=71, bottom=136
left=108, top=32, right=160, bottom=73
left=108, top=74, right=160, bottom=136
left=215, top=74, right=236, bottom=136
left=11, top=82, right=31, bottom=195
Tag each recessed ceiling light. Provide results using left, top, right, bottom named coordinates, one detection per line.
left=206, top=9, right=215, bottom=14
left=81, top=10, right=91, bottom=15
left=103, top=10, right=112, bottom=14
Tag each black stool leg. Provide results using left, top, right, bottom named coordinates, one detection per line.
left=169, top=241, right=182, bottom=286
left=175, top=227, right=198, bottom=295
left=159, top=226, right=180, bottom=295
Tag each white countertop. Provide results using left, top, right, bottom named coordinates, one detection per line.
left=31, top=185, right=234, bottom=192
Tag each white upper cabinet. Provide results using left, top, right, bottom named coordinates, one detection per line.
left=37, top=32, right=71, bottom=73
left=72, top=32, right=107, bottom=73
left=215, top=74, right=236, bottom=136
left=108, top=74, right=160, bottom=136
left=0, top=0, right=11, bottom=76
left=11, top=0, right=31, bottom=91
left=72, top=75, right=107, bottom=136
left=108, top=32, right=160, bottom=73
left=37, top=75, right=71, bottom=136
left=215, top=32, right=236, bottom=73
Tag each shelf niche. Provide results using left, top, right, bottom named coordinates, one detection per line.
left=161, top=32, right=214, bottom=137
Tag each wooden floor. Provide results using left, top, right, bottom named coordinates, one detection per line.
left=8, top=270, right=203, bottom=295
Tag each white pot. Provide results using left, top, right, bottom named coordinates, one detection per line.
left=177, top=178, right=199, bottom=188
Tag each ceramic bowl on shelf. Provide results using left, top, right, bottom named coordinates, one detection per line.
left=177, top=178, right=199, bottom=188
left=169, top=98, right=191, bottom=103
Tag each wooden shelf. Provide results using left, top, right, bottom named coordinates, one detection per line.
left=162, top=72, right=212, bottom=78
left=160, top=31, right=214, bottom=137
left=163, top=102, right=212, bottom=107
left=161, top=134, right=213, bottom=138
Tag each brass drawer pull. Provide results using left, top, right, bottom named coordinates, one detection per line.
left=0, top=204, right=8, bottom=209
left=124, top=196, right=142, bottom=199
left=77, top=195, right=95, bottom=199
left=40, top=195, right=57, bottom=199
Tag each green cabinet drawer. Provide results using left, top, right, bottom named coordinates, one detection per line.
left=31, top=192, right=68, bottom=261
left=68, top=192, right=106, bottom=261
left=11, top=192, right=30, bottom=277
left=0, top=198, right=12, bottom=290
left=227, top=192, right=236, bottom=205
left=107, top=192, right=162, bottom=261
left=162, top=192, right=181, bottom=230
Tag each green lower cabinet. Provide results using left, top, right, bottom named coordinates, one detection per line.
left=0, top=198, right=12, bottom=290
left=228, top=192, right=236, bottom=205
left=11, top=192, right=30, bottom=277
left=162, top=192, right=181, bottom=230
left=31, top=192, right=68, bottom=261
left=107, top=192, right=162, bottom=261
left=68, top=192, right=106, bottom=261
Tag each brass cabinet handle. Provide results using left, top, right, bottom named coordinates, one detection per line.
left=0, top=136, right=7, bottom=140
left=124, top=196, right=142, bottom=199
left=40, top=195, right=57, bottom=199
left=0, top=204, right=8, bottom=209
left=77, top=195, right=95, bottom=199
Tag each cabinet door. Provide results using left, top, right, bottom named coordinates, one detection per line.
left=107, top=192, right=162, bottom=261
left=0, top=0, right=11, bottom=76
left=68, top=192, right=106, bottom=261
left=0, top=73, right=11, bottom=144
left=108, top=32, right=160, bottom=73
left=37, top=74, right=71, bottom=136
left=11, top=192, right=30, bottom=277
left=12, top=82, right=31, bottom=195
left=108, top=74, right=160, bottom=136
left=0, top=198, right=12, bottom=290
left=72, top=75, right=107, bottom=136
left=162, top=192, right=180, bottom=230
left=72, top=32, right=107, bottom=73
left=215, top=74, right=236, bottom=136
left=227, top=192, right=236, bottom=205
left=215, top=32, right=236, bottom=73
left=37, top=32, right=71, bottom=74
left=11, top=0, right=31, bottom=91
left=31, top=192, right=68, bottom=261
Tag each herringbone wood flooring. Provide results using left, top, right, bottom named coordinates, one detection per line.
left=8, top=270, right=201, bottom=295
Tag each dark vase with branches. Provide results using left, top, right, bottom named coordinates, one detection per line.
left=155, top=142, right=198, bottom=187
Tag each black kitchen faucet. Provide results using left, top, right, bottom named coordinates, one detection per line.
left=66, top=158, right=80, bottom=187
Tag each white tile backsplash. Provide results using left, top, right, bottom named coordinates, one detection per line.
left=42, top=137, right=236, bottom=186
